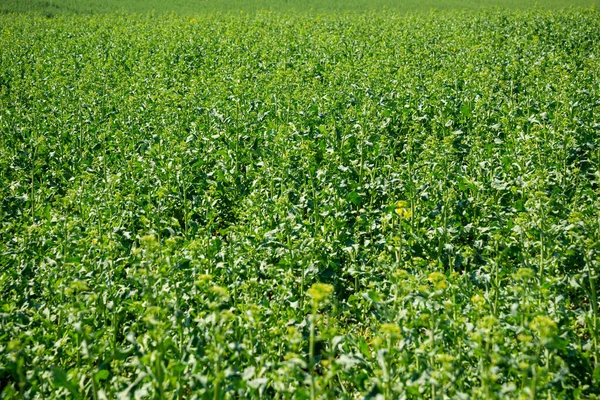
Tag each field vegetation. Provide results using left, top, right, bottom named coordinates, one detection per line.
left=1, top=2, right=600, bottom=399
left=1, top=0, right=599, bottom=15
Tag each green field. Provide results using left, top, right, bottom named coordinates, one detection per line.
left=1, top=0, right=599, bottom=14
left=1, top=1, right=600, bottom=399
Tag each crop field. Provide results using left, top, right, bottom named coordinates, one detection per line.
left=1, top=2, right=600, bottom=399
left=1, top=0, right=600, bottom=15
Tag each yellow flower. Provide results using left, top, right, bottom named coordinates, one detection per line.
left=436, top=353, right=454, bottom=366
left=428, top=272, right=447, bottom=289
left=209, top=285, right=229, bottom=299
left=140, top=234, right=159, bottom=250
left=195, top=274, right=213, bottom=287
left=513, top=268, right=535, bottom=282
left=478, top=315, right=498, bottom=330
left=471, top=294, right=486, bottom=308
left=7, top=339, right=20, bottom=352
left=393, top=269, right=409, bottom=280
left=380, top=323, right=401, bottom=337
left=530, top=315, right=558, bottom=339
left=395, top=200, right=412, bottom=219
left=307, top=283, right=334, bottom=304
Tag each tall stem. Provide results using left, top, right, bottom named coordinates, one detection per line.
left=309, top=301, right=316, bottom=400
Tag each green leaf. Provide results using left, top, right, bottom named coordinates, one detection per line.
left=51, top=368, right=81, bottom=398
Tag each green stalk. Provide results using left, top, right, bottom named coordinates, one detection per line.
left=309, top=300, right=316, bottom=400
left=91, top=373, right=99, bottom=400
left=384, top=337, right=391, bottom=400
left=493, top=241, right=500, bottom=316
left=586, top=253, right=598, bottom=363
left=396, top=216, right=402, bottom=265
left=430, top=316, right=436, bottom=400
left=76, top=332, right=81, bottom=368
left=213, top=355, right=220, bottom=400
left=300, top=261, right=305, bottom=311
left=30, top=141, right=37, bottom=221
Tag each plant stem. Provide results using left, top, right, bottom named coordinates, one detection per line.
left=309, top=301, right=316, bottom=400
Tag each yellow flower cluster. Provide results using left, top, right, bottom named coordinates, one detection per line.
left=308, top=283, right=334, bottom=304
left=428, top=272, right=447, bottom=290
left=380, top=323, right=401, bottom=337
left=530, top=315, right=558, bottom=339
left=395, top=200, right=412, bottom=219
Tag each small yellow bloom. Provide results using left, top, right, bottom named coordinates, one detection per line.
left=308, top=283, right=334, bottom=304
left=195, top=274, right=213, bottom=287
left=380, top=323, right=401, bottom=337
left=393, top=269, right=409, bottom=280
left=395, top=200, right=412, bottom=219
left=518, top=334, right=532, bottom=343
left=471, top=294, right=486, bottom=307
left=530, top=315, right=558, bottom=339
left=478, top=315, right=498, bottom=330
left=513, top=268, right=535, bottom=282
left=428, top=272, right=447, bottom=289
left=140, top=234, right=159, bottom=250
left=8, top=339, right=20, bottom=351
left=209, top=285, right=229, bottom=299
left=436, top=353, right=454, bottom=365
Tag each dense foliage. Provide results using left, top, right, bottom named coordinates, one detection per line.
left=1, top=0, right=599, bottom=16
left=1, top=8, right=600, bottom=399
